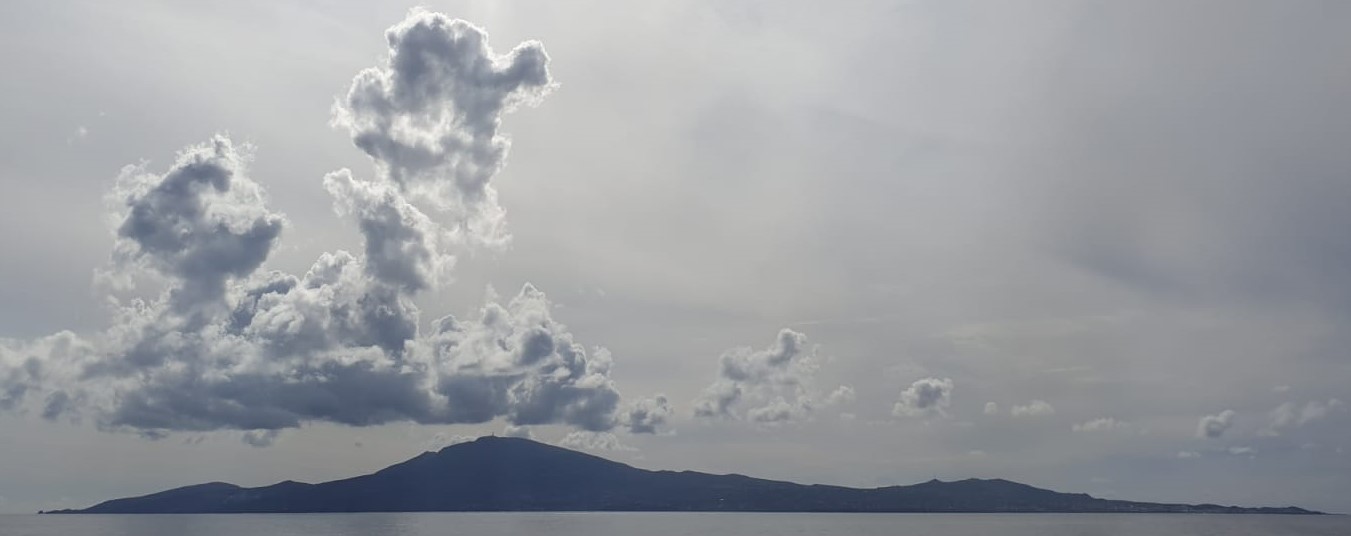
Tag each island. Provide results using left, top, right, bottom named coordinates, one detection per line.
left=46, top=436, right=1321, bottom=514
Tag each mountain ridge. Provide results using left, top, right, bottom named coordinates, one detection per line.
left=45, top=436, right=1323, bottom=515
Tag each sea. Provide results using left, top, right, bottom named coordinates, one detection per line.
left=0, top=512, right=1348, bottom=536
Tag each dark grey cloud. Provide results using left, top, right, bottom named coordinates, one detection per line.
left=39, top=391, right=71, bottom=421
left=89, top=275, right=624, bottom=434
left=230, top=253, right=420, bottom=359
left=692, top=329, right=850, bottom=424
left=110, top=137, right=284, bottom=318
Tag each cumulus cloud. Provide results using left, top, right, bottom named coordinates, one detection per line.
left=241, top=429, right=280, bottom=448
left=1261, top=399, right=1343, bottom=436
left=415, top=283, right=623, bottom=431
left=109, top=137, right=284, bottom=318
left=323, top=169, right=453, bottom=292
left=0, top=331, right=94, bottom=421
left=1072, top=417, right=1130, bottom=432
left=622, top=395, right=672, bottom=434
left=1197, top=410, right=1235, bottom=439
left=0, top=11, right=654, bottom=443
left=691, top=329, right=851, bottom=424
left=333, top=8, right=554, bottom=247
left=87, top=275, right=622, bottom=434
left=892, top=377, right=954, bottom=418
left=1011, top=400, right=1055, bottom=417
left=983, top=402, right=999, bottom=415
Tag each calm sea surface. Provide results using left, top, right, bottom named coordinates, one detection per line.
left=1, top=512, right=1348, bottom=536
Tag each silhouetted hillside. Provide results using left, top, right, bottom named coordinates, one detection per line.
left=47, top=437, right=1322, bottom=514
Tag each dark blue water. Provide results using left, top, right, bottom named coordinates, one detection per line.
left=1, top=512, right=1347, bottom=535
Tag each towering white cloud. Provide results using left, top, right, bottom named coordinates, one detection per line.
left=892, top=377, right=954, bottom=418
left=324, top=170, right=453, bottom=292
left=692, top=329, right=851, bottom=424
left=0, top=10, right=660, bottom=442
left=109, top=137, right=284, bottom=318
left=333, top=9, right=554, bottom=247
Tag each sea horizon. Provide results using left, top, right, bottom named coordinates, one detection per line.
left=6, top=511, right=1351, bottom=536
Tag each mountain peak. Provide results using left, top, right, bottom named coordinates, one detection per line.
left=441, top=435, right=545, bottom=450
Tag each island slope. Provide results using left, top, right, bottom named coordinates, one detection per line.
left=48, top=436, right=1321, bottom=514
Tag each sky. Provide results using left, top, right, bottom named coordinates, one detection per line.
left=1, top=0, right=1350, bottom=515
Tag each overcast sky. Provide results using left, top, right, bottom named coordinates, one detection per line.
left=2, top=0, right=1350, bottom=515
